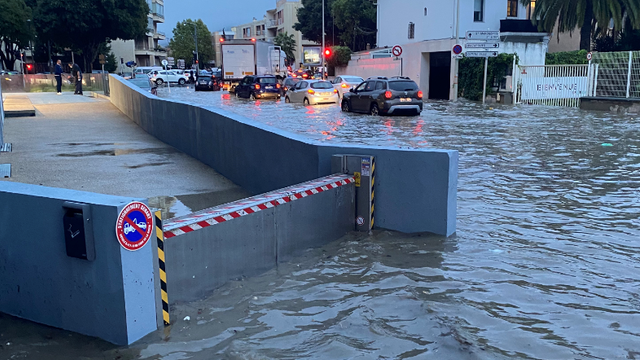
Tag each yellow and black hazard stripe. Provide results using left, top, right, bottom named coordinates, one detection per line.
left=370, top=157, right=375, bottom=230
left=155, top=211, right=170, bottom=326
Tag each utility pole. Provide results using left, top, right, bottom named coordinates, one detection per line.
left=322, top=0, right=325, bottom=79
left=453, top=0, right=460, bottom=101
left=194, top=22, right=199, bottom=70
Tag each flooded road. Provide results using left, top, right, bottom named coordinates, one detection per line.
left=2, top=88, right=638, bottom=359
left=157, top=87, right=640, bottom=359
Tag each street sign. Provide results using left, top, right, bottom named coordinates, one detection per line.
left=177, top=59, right=185, bottom=69
left=453, top=54, right=464, bottom=59
left=465, top=51, right=499, bottom=58
left=465, top=42, right=499, bottom=49
left=99, top=54, right=106, bottom=65
left=161, top=59, right=168, bottom=66
left=466, top=31, right=500, bottom=40
left=587, top=52, right=593, bottom=61
left=452, top=44, right=463, bottom=55
left=115, top=201, right=153, bottom=251
left=167, top=57, right=175, bottom=66
left=392, top=45, right=403, bottom=57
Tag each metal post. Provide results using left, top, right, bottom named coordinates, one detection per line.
left=452, top=0, right=461, bottom=101
left=482, top=56, right=488, bottom=105
left=512, top=56, right=518, bottom=104
left=626, top=51, right=632, bottom=98
left=594, top=64, right=599, bottom=97
left=0, top=76, right=4, bottom=146
left=322, top=0, right=325, bottom=80
left=164, top=63, right=170, bottom=93
left=194, top=23, right=199, bottom=70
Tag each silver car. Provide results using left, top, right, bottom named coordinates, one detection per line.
left=285, top=80, right=339, bottom=105
left=332, top=75, right=364, bottom=99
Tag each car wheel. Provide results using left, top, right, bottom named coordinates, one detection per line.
left=285, top=96, right=291, bottom=103
left=249, top=92, right=256, bottom=100
left=370, top=103, right=380, bottom=116
left=341, top=100, right=351, bottom=112
left=178, top=78, right=186, bottom=85
left=303, top=98, right=310, bottom=105
left=155, top=78, right=164, bottom=85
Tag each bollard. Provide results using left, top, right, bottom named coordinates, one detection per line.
left=331, top=154, right=375, bottom=231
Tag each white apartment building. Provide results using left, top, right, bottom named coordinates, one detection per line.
left=344, top=0, right=549, bottom=100
left=111, top=0, right=167, bottom=71
left=228, top=0, right=316, bottom=66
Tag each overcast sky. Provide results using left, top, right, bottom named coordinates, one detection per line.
left=160, top=0, right=277, bottom=39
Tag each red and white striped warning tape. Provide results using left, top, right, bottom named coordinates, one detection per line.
left=163, top=174, right=355, bottom=238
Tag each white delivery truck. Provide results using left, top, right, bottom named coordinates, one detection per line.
left=220, top=39, right=286, bottom=91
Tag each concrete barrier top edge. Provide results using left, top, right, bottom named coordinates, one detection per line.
left=110, top=75, right=458, bottom=157
left=0, top=181, right=143, bottom=206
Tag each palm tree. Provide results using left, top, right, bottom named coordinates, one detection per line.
left=522, top=0, right=640, bottom=50
left=273, top=32, right=296, bottom=65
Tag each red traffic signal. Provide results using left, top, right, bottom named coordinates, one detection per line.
left=324, top=48, right=332, bottom=57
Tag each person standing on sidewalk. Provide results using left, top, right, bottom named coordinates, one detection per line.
left=71, top=63, right=83, bottom=95
left=54, top=60, right=63, bottom=94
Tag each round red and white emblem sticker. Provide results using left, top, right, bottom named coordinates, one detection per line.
left=115, top=201, right=153, bottom=251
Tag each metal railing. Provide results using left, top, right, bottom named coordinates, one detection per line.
left=515, top=64, right=592, bottom=107
left=591, top=51, right=640, bottom=98
left=0, top=74, right=108, bottom=94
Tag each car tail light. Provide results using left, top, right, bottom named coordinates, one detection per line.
left=302, top=73, right=308, bottom=78
left=284, top=87, right=288, bottom=91
left=276, top=83, right=281, bottom=89
left=307, top=89, right=315, bottom=94
left=341, top=83, right=348, bottom=88
left=334, top=89, right=338, bottom=93
left=417, top=90, right=423, bottom=99
left=384, top=91, right=392, bottom=99
left=255, top=84, right=261, bottom=90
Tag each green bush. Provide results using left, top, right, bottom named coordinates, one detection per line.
left=327, top=46, right=352, bottom=67
left=458, top=53, right=517, bottom=101
left=545, top=50, right=589, bottom=65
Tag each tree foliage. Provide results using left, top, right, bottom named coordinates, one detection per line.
left=294, top=0, right=338, bottom=45
left=326, top=46, right=351, bottom=67
left=33, top=0, right=149, bottom=71
left=169, top=19, right=213, bottom=68
left=273, top=31, right=297, bottom=64
left=331, top=0, right=376, bottom=51
left=521, top=0, right=640, bottom=51
left=546, top=50, right=590, bottom=64
left=0, top=0, right=32, bottom=71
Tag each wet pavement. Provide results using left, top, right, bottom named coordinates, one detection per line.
left=1, top=88, right=639, bottom=359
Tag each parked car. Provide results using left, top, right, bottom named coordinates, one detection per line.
left=134, top=66, right=163, bottom=76
left=128, top=77, right=157, bottom=95
left=149, top=70, right=187, bottom=85
left=234, top=75, right=281, bottom=100
left=332, top=75, right=364, bottom=98
left=285, top=80, right=339, bottom=105
left=172, top=69, right=191, bottom=82
left=341, top=76, right=423, bottom=116
left=281, top=77, right=301, bottom=96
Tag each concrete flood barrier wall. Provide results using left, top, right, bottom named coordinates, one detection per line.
left=109, top=75, right=458, bottom=237
left=0, top=182, right=157, bottom=345
left=162, top=174, right=355, bottom=303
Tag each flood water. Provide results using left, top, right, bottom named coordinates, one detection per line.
left=2, top=87, right=637, bottom=359
left=156, top=87, right=640, bottom=359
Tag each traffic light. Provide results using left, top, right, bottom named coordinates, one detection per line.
left=192, top=51, right=197, bottom=64
left=324, top=48, right=332, bottom=57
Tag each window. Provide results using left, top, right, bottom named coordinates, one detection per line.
left=365, top=82, right=376, bottom=91
left=311, top=82, right=333, bottom=89
left=507, top=0, right=518, bottom=17
left=389, top=81, right=419, bottom=91
left=375, top=81, right=386, bottom=90
left=474, top=0, right=484, bottom=22
left=408, top=22, right=415, bottom=39
left=355, top=82, right=367, bottom=92
left=527, top=0, right=536, bottom=20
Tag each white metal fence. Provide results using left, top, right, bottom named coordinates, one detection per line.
left=515, top=51, right=640, bottom=107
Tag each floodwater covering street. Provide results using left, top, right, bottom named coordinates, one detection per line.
left=155, top=87, right=640, bottom=359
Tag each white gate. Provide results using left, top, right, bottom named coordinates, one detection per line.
left=515, top=64, right=595, bottom=107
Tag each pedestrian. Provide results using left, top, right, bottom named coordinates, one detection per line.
left=189, top=70, right=195, bottom=84
left=71, top=63, right=83, bottom=95
left=54, top=60, right=63, bottom=94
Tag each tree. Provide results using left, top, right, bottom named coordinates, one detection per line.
left=331, top=0, right=377, bottom=51
left=0, top=0, right=32, bottom=71
left=33, top=0, right=149, bottom=71
left=169, top=19, right=213, bottom=68
left=326, top=46, right=351, bottom=67
left=521, top=0, right=640, bottom=51
left=273, top=32, right=297, bottom=64
left=294, top=0, right=339, bottom=46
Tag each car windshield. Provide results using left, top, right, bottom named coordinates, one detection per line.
left=389, top=81, right=419, bottom=91
left=128, top=79, right=150, bottom=88
left=311, top=81, right=333, bottom=89
left=259, top=77, right=277, bottom=84
left=343, top=76, right=363, bottom=83
left=284, top=78, right=300, bottom=86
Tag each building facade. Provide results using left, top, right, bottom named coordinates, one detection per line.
left=111, top=0, right=167, bottom=72
left=225, top=0, right=317, bottom=67
left=342, top=0, right=549, bottom=100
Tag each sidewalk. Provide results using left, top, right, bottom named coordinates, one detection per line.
left=0, top=92, right=249, bottom=218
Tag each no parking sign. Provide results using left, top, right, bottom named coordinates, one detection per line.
left=116, top=201, right=153, bottom=251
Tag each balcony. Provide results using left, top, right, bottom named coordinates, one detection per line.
left=267, top=19, right=277, bottom=28
left=152, top=11, right=164, bottom=22
left=154, top=31, right=166, bottom=40
left=500, top=19, right=544, bottom=33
